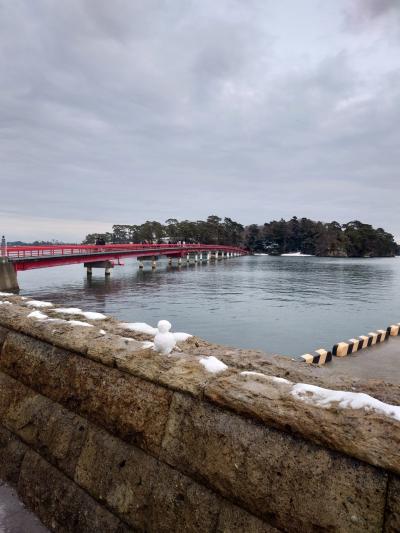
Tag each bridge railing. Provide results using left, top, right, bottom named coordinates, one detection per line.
left=6, top=243, right=247, bottom=259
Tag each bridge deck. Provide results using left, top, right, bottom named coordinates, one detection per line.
left=4, top=244, right=247, bottom=271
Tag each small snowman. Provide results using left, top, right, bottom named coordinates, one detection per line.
left=154, top=320, right=176, bottom=355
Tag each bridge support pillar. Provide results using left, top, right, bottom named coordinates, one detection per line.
left=186, top=254, right=190, bottom=264
left=168, top=258, right=172, bottom=266
left=194, top=254, right=198, bottom=263
left=0, top=259, right=19, bottom=292
left=137, top=256, right=159, bottom=269
left=178, top=257, right=182, bottom=266
left=84, top=261, right=114, bottom=277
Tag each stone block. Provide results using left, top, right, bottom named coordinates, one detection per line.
left=75, top=427, right=155, bottom=529
left=205, top=372, right=400, bottom=476
left=146, top=462, right=220, bottom=532
left=0, top=371, right=30, bottom=420
left=0, top=301, right=103, bottom=356
left=216, top=502, right=281, bottom=532
left=19, top=316, right=101, bottom=356
left=18, top=450, right=127, bottom=533
left=0, top=303, right=30, bottom=333
left=161, top=393, right=388, bottom=532
left=0, top=424, right=27, bottom=486
left=116, top=349, right=217, bottom=397
left=87, top=333, right=148, bottom=367
left=385, top=475, right=400, bottom=532
left=0, top=372, right=87, bottom=477
left=1, top=332, right=172, bottom=454
left=75, top=426, right=220, bottom=532
left=0, top=325, right=9, bottom=352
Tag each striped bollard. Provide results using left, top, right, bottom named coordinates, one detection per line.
left=301, top=348, right=332, bottom=365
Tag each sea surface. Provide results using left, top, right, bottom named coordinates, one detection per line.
left=17, top=255, right=400, bottom=357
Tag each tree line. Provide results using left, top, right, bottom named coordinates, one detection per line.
left=245, top=218, right=398, bottom=257
left=83, top=215, right=399, bottom=257
left=83, top=216, right=244, bottom=247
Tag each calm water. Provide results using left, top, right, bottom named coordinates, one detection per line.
left=17, top=256, right=400, bottom=356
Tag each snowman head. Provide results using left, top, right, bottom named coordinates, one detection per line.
left=157, top=320, right=172, bottom=333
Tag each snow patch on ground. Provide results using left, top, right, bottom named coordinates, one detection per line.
left=240, top=371, right=291, bottom=384
left=99, top=329, right=106, bottom=335
left=141, top=341, right=154, bottom=349
left=81, top=311, right=106, bottom=320
left=272, top=376, right=291, bottom=384
left=121, top=322, right=158, bottom=335
left=54, top=307, right=83, bottom=315
left=27, top=311, right=48, bottom=320
left=173, top=332, right=192, bottom=342
left=199, top=356, right=228, bottom=374
left=241, top=371, right=268, bottom=379
left=26, top=300, right=53, bottom=308
left=68, top=320, right=94, bottom=328
left=53, top=307, right=106, bottom=320
left=0, top=301, right=12, bottom=305
left=291, top=383, right=400, bottom=422
left=0, top=292, right=13, bottom=296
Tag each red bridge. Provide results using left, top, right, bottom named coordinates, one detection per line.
left=0, top=243, right=248, bottom=291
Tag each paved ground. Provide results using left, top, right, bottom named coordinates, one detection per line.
left=323, top=335, right=400, bottom=383
left=0, top=482, right=48, bottom=533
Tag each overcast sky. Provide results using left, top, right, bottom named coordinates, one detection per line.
left=1, top=0, right=399, bottom=242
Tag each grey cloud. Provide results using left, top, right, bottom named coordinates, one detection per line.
left=353, top=0, right=398, bottom=19
left=344, top=0, right=400, bottom=31
left=0, top=0, right=399, bottom=241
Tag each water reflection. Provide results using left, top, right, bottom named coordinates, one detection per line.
left=17, top=256, right=400, bottom=356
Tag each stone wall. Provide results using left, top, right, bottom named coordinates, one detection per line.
left=0, top=296, right=399, bottom=532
